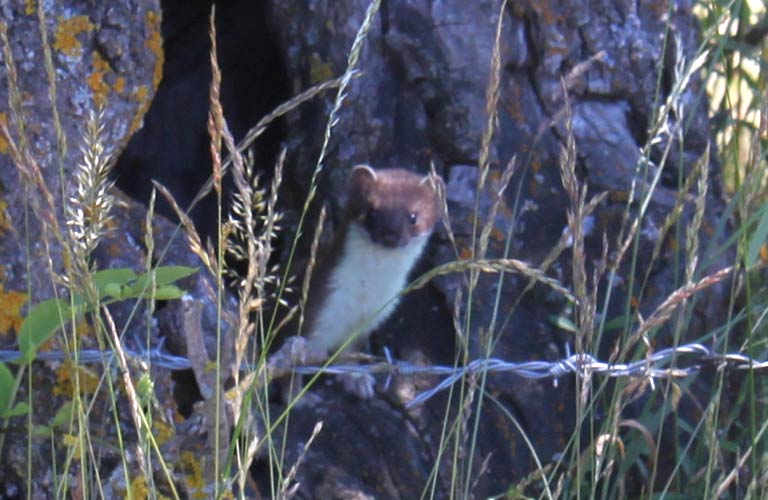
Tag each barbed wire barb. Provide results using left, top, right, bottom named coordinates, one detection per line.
left=2, top=341, right=767, bottom=408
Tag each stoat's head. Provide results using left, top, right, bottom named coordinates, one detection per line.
left=346, top=165, right=444, bottom=248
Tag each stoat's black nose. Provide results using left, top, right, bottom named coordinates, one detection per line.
left=365, top=209, right=408, bottom=248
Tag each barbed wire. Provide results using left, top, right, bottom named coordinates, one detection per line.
left=1, top=342, right=767, bottom=407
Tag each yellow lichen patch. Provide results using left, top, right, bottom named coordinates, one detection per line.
left=128, top=475, right=149, bottom=500
left=54, top=361, right=100, bottom=397
left=0, top=112, right=9, bottom=154
left=152, top=418, right=175, bottom=446
left=145, top=10, right=164, bottom=89
left=61, top=433, right=83, bottom=459
left=0, top=285, right=27, bottom=335
left=87, top=51, right=112, bottom=106
left=25, top=0, right=34, bottom=15
left=0, top=199, right=12, bottom=234
left=74, top=317, right=93, bottom=339
left=309, top=54, right=334, bottom=84
left=180, top=451, right=208, bottom=500
left=325, top=18, right=336, bottom=35
left=53, top=15, right=94, bottom=57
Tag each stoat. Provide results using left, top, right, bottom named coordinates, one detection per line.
left=302, top=165, right=444, bottom=391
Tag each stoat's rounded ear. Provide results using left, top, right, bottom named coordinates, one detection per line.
left=347, top=164, right=378, bottom=192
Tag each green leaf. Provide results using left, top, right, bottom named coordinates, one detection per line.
left=0, top=363, right=14, bottom=415
left=125, top=266, right=197, bottom=299
left=51, top=401, right=75, bottom=429
left=92, top=268, right=138, bottom=298
left=153, top=266, right=198, bottom=286
left=2, top=402, right=30, bottom=418
left=103, top=283, right=123, bottom=300
left=603, top=315, right=632, bottom=332
left=747, top=205, right=768, bottom=268
left=17, top=298, right=74, bottom=363
left=153, top=285, right=186, bottom=300
left=32, top=425, right=51, bottom=438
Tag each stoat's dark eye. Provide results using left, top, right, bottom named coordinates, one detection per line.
left=408, top=212, right=418, bottom=225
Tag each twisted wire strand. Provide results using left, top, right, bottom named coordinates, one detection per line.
left=2, top=342, right=766, bottom=407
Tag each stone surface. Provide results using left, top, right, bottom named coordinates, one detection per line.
left=0, top=0, right=735, bottom=497
left=0, top=1, right=185, bottom=495
left=266, top=0, right=730, bottom=497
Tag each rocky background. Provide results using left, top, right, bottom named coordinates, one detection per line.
left=0, top=0, right=733, bottom=497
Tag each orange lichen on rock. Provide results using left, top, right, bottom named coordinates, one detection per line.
left=0, top=199, right=11, bottom=235
left=87, top=51, right=112, bottom=106
left=0, top=284, right=27, bottom=335
left=145, top=10, right=164, bottom=89
left=530, top=157, right=541, bottom=173
left=123, top=10, right=164, bottom=138
left=53, top=15, right=94, bottom=57
left=505, top=83, right=525, bottom=123
left=0, top=112, right=9, bottom=154
left=114, top=76, right=126, bottom=94
left=491, top=226, right=506, bottom=242
left=105, top=239, right=125, bottom=258
left=530, top=0, right=562, bottom=27
left=135, top=86, right=150, bottom=107
left=54, top=361, right=100, bottom=396
left=129, top=85, right=151, bottom=136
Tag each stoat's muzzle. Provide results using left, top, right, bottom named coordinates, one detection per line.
left=364, top=208, right=417, bottom=248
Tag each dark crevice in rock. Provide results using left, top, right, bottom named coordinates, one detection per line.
left=521, top=22, right=548, bottom=130
left=171, top=369, right=203, bottom=418
left=659, top=27, right=677, bottom=102
left=114, top=0, right=290, bottom=241
left=625, top=101, right=650, bottom=148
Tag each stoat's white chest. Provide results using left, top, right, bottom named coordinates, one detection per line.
left=307, top=222, right=429, bottom=354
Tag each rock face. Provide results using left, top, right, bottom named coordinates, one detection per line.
left=0, top=1, right=162, bottom=305
left=266, top=0, right=728, bottom=497
left=0, top=1, right=164, bottom=495
left=0, top=0, right=732, bottom=497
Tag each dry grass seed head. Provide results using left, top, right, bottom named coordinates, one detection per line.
left=67, top=108, right=115, bottom=266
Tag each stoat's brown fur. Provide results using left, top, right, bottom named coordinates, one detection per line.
left=303, top=165, right=444, bottom=358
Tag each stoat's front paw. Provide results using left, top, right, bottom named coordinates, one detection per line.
left=338, top=372, right=376, bottom=399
